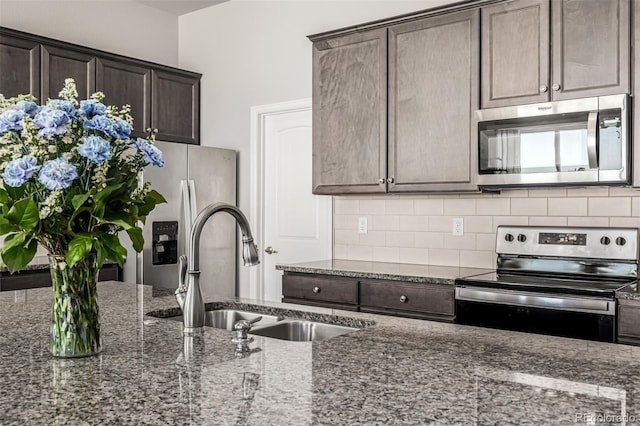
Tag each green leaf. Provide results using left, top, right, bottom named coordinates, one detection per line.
left=4, top=185, right=24, bottom=201
left=0, top=188, right=8, bottom=204
left=6, top=198, right=39, bottom=231
left=71, top=193, right=91, bottom=211
left=94, top=240, right=107, bottom=269
left=126, top=227, right=144, bottom=252
left=1, top=237, right=37, bottom=273
left=146, top=190, right=167, bottom=204
left=0, top=217, right=13, bottom=235
left=94, top=183, right=125, bottom=204
left=101, top=234, right=127, bottom=267
left=65, top=235, right=93, bottom=267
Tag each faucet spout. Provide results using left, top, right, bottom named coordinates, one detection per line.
left=181, top=203, right=260, bottom=336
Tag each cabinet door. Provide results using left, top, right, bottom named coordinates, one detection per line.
left=312, top=29, right=387, bottom=194
left=151, top=69, right=200, bottom=145
left=0, top=34, right=40, bottom=98
left=96, top=58, right=151, bottom=139
left=388, top=10, right=479, bottom=192
left=551, top=0, right=630, bottom=100
left=41, top=45, right=95, bottom=100
left=481, top=0, right=550, bottom=108
left=282, top=273, right=358, bottom=307
left=618, top=298, right=640, bottom=344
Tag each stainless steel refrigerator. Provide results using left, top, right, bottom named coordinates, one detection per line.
left=134, top=141, right=238, bottom=299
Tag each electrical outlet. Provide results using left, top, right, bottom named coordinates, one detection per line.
left=452, top=217, right=464, bottom=236
left=358, top=217, right=368, bottom=234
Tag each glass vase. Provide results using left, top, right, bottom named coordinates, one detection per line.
left=49, top=254, right=102, bottom=357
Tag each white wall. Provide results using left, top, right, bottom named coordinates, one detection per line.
left=179, top=0, right=453, bottom=294
left=0, top=0, right=179, bottom=66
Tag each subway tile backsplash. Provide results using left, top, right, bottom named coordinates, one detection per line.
left=333, top=187, right=640, bottom=269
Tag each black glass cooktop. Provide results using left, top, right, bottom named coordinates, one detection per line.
left=456, top=271, right=634, bottom=297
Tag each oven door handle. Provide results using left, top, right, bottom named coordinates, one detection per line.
left=587, top=111, right=599, bottom=169
left=455, top=286, right=615, bottom=315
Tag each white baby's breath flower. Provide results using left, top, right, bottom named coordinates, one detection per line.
left=47, top=145, right=57, bottom=154
left=90, top=91, right=105, bottom=103
left=39, top=206, right=51, bottom=219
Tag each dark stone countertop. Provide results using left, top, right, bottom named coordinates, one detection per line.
left=275, top=259, right=492, bottom=285
left=2, top=281, right=640, bottom=425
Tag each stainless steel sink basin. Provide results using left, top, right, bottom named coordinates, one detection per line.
left=249, top=319, right=358, bottom=342
left=166, top=309, right=280, bottom=331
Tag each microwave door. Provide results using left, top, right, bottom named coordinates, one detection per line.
left=598, top=110, right=628, bottom=184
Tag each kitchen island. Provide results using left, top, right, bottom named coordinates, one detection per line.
left=1, top=281, right=639, bottom=425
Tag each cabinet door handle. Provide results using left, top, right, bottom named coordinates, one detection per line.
left=313, top=286, right=321, bottom=294
left=264, top=246, right=278, bottom=255
left=387, top=177, right=395, bottom=184
left=539, top=85, right=548, bottom=93
left=552, top=83, right=561, bottom=91
left=399, top=295, right=408, bottom=303
left=378, top=178, right=386, bottom=184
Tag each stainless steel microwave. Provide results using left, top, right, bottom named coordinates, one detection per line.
left=475, top=94, right=629, bottom=189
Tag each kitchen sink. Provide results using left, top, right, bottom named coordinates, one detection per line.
left=249, top=319, right=358, bottom=342
left=166, top=309, right=280, bottom=331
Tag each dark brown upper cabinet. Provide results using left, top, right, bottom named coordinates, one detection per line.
left=311, top=10, right=479, bottom=195
left=388, top=9, right=479, bottom=192
left=151, top=70, right=200, bottom=145
left=96, top=58, right=151, bottom=139
left=0, top=27, right=200, bottom=145
left=0, top=34, right=40, bottom=98
left=481, top=0, right=629, bottom=108
left=41, top=45, right=96, bottom=101
left=311, top=28, right=388, bottom=195
left=551, top=0, right=629, bottom=100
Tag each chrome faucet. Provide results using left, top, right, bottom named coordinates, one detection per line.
left=175, top=203, right=260, bottom=335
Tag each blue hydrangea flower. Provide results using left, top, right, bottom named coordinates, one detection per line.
left=79, top=100, right=107, bottom=118
left=112, top=118, right=131, bottom=140
left=38, top=158, right=78, bottom=190
left=83, top=115, right=117, bottom=138
left=78, top=135, right=112, bottom=164
left=13, top=100, right=39, bottom=117
left=0, top=109, right=28, bottom=133
left=132, top=138, right=164, bottom=167
left=2, top=156, right=40, bottom=187
left=33, top=107, right=70, bottom=138
left=47, top=99, right=79, bottom=119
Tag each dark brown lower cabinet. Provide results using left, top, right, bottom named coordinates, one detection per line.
left=282, top=272, right=358, bottom=311
left=618, top=298, right=640, bottom=345
left=359, top=280, right=455, bottom=322
left=0, top=264, right=121, bottom=292
left=281, top=272, right=455, bottom=321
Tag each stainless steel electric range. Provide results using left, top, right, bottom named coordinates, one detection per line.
left=455, top=226, right=639, bottom=342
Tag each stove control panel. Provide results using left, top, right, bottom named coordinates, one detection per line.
left=496, top=226, right=639, bottom=260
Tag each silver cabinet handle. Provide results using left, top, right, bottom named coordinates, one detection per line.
left=387, top=177, right=395, bottom=184
left=539, top=85, right=548, bottom=93
left=586, top=111, right=599, bottom=169
left=378, top=178, right=386, bottom=184
left=313, top=286, right=321, bottom=294
left=552, top=83, right=561, bottom=91
left=264, top=246, right=278, bottom=255
left=399, top=295, right=408, bottom=303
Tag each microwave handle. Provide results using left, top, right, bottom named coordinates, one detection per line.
left=587, top=111, right=598, bottom=169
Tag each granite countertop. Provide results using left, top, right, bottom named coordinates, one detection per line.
left=275, top=259, right=492, bottom=285
left=2, top=281, right=640, bottom=425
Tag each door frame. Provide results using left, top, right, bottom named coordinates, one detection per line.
left=249, top=98, right=331, bottom=300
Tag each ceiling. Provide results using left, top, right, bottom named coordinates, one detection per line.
left=134, top=0, right=227, bottom=16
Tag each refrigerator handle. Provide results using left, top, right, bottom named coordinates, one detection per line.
left=188, top=180, right=198, bottom=226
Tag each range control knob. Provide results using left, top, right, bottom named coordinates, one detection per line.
left=600, top=236, right=611, bottom=245
left=517, top=234, right=527, bottom=243
left=505, top=233, right=515, bottom=242
left=616, top=237, right=627, bottom=246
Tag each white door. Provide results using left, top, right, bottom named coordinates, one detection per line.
left=251, top=101, right=332, bottom=302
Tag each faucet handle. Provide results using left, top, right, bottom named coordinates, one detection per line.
left=232, top=316, right=262, bottom=341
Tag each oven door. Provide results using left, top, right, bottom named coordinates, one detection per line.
left=455, top=286, right=616, bottom=342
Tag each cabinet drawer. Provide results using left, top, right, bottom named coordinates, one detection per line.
left=360, top=280, right=454, bottom=316
left=282, top=273, right=358, bottom=305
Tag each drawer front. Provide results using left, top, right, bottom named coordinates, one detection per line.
left=282, top=273, right=358, bottom=305
left=360, top=280, right=454, bottom=316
